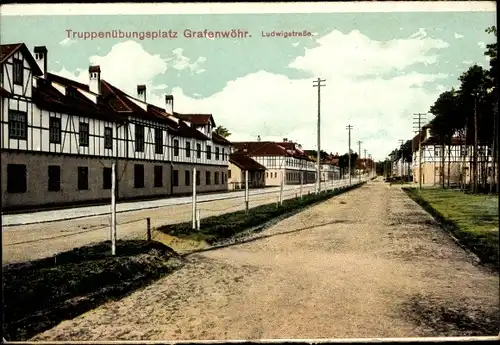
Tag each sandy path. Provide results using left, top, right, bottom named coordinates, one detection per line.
left=32, top=178, right=499, bottom=340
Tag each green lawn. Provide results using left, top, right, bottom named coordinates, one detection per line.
left=404, top=188, right=499, bottom=269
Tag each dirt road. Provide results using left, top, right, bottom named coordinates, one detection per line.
left=32, top=178, right=499, bottom=340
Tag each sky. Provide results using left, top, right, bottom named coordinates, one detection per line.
left=0, top=3, right=496, bottom=161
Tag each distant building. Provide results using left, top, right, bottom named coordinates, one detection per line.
left=228, top=153, right=266, bottom=190
left=411, top=125, right=493, bottom=186
left=232, top=140, right=317, bottom=186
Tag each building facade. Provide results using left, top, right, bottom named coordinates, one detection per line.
left=411, top=125, right=493, bottom=186
left=232, top=140, right=317, bottom=186
left=228, top=153, right=266, bottom=190
left=1, top=43, right=232, bottom=210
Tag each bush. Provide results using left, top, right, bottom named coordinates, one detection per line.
left=3, top=240, right=183, bottom=340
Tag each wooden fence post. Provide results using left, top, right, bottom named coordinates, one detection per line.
left=146, top=218, right=151, bottom=241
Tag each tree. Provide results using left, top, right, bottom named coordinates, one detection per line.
left=457, top=65, right=492, bottom=192
left=485, top=26, right=498, bottom=193
left=214, top=125, right=231, bottom=138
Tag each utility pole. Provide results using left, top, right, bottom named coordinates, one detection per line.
left=346, top=125, right=353, bottom=185
left=357, top=140, right=362, bottom=181
left=413, top=113, right=427, bottom=190
left=363, top=148, right=367, bottom=179
left=313, top=78, right=326, bottom=193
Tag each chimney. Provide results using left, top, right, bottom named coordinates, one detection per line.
left=137, top=85, right=146, bottom=102
left=165, top=95, right=174, bottom=114
left=89, top=65, right=101, bottom=95
left=257, top=135, right=261, bottom=142
left=34, top=46, right=48, bottom=79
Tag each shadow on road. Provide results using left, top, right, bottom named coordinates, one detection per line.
left=182, top=219, right=351, bottom=257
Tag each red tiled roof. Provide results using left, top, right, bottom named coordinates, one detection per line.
left=230, top=153, right=266, bottom=171
left=1, top=43, right=43, bottom=76
left=33, top=79, right=124, bottom=123
left=174, top=113, right=215, bottom=126
left=47, top=73, right=90, bottom=92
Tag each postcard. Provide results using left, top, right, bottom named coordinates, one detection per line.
left=1, top=1, right=498, bottom=343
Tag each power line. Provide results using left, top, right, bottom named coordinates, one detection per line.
left=313, top=78, right=326, bottom=193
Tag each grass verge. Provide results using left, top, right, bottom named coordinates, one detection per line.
left=158, top=182, right=365, bottom=245
left=3, top=240, right=184, bottom=341
left=403, top=187, right=499, bottom=270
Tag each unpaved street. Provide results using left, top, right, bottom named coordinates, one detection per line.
left=32, top=178, right=499, bottom=340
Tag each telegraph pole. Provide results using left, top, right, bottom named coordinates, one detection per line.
left=357, top=140, right=362, bottom=181
left=413, top=113, right=427, bottom=190
left=363, top=148, right=367, bottom=178
left=346, top=125, right=353, bottom=185
left=313, top=78, right=326, bottom=193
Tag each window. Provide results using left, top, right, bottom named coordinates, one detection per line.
left=78, top=167, right=89, bottom=190
left=221, top=172, right=225, bottom=184
left=185, top=170, right=190, bottom=186
left=196, top=170, right=200, bottom=185
left=173, top=170, right=179, bottom=186
left=154, top=165, right=163, bottom=187
left=434, top=146, right=441, bottom=157
left=13, top=58, right=23, bottom=85
left=186, top=142, right=191, bottom=157
left=215, top=172, right=219, bottom=185
left=79, top=122, right=89, bottom=147
left=173, top=139, right=179, bottom=156
left=8, top=110, right=27, bottom=140
left=274, top=172, right=277, bottom=178
left=135, top=124, right=144, bottom=152
left=103, top=167, right=112, bottom=189
left=48, top=165, right=61, bottom=191
left=207, top=145, right=212, bottom=159
left=222, top=148, right=225, bottom=161
left=215, top=147, right=220, bottom=160
left=155, top=128, right=163, bottom=154
left=104, top=127, right=113, bottom=149
left=196, top=143, right=201, bottom=158
left=134, top=164, right=144, bottom=188
left=266, top=172, right=268, bottom=178
left=7, top=164, right=26, bottom=193
left=49, top=117, right=61, bottom=144
left=206, top=171, right=211, bottom=185
left=228, top=169, right=232, bottom=179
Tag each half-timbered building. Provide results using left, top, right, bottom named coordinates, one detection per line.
left=0, top=43, right=232, bottom=210
left=411, top=125, right=493, bottom=186
left=232, top=140, right=317, bottom=186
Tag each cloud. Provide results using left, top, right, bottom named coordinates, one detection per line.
left=52, top=31, right=449, bottom=160
left=166, top=48, right=207, bottom=75
left=462, top=60, right=473, bottom=65
left=288, top=29, right=449, bottom=78
left=59, top=37, right=76, bottom=47
left=292, top=42, right=300, bottom=47
left=478, top=41, right=486, bottom=49
left=454, top=32, right=464, bottom=39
